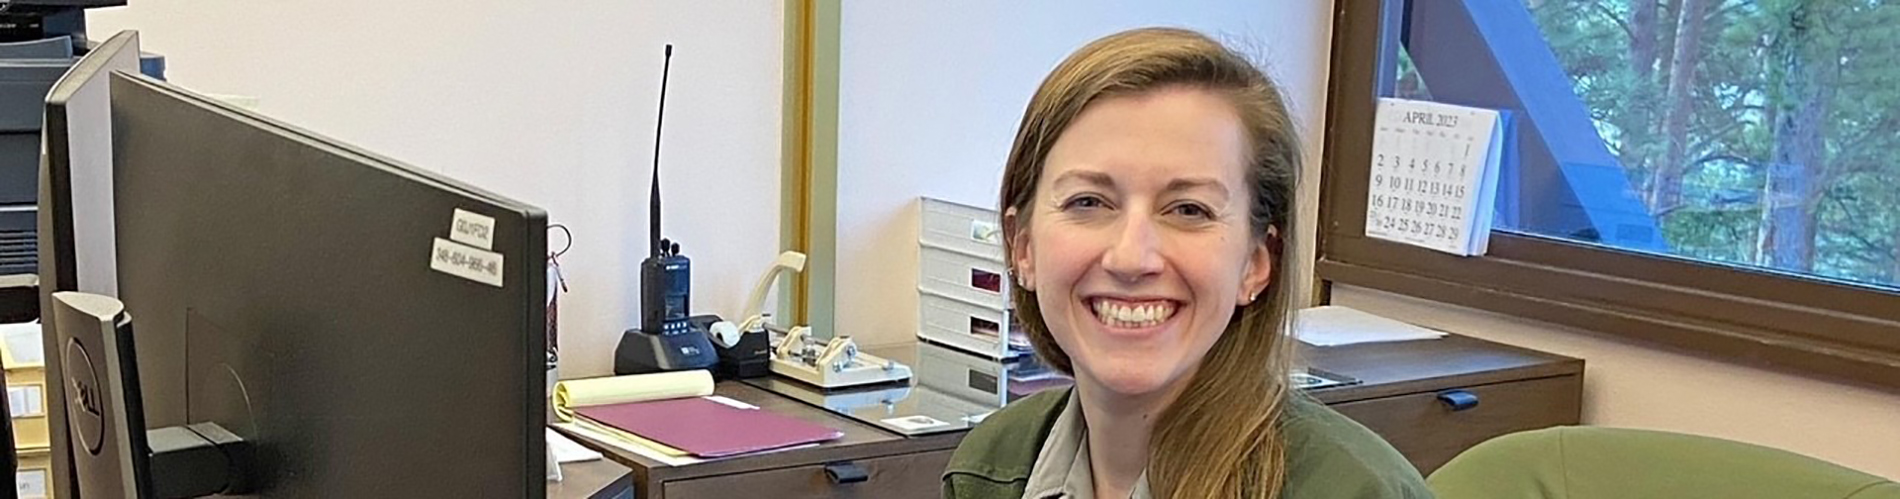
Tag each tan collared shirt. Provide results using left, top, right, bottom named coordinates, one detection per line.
left=1021, top=391, right=1153, bottom=499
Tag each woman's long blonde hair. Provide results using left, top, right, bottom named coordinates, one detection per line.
left=999, top=27, right=1301, bottom=499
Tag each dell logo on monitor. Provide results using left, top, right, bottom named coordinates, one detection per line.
left=62, top=339, right=107, bottom=455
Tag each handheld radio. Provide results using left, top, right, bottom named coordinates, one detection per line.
left=640, top=44, right=692, bottom=335
left=618, top=44, right=717, bottom=374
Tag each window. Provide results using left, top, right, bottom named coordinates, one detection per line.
left=1403, top=0, right=1900, bottom=289
left=1320, top=0, right=1900, bottom=388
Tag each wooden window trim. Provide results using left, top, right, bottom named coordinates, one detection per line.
left=1317, top=0, right=1900, bottom=390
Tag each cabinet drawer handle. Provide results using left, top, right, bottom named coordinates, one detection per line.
left=825, top=462, right=869, bottom=484
left=1437, top=390, right=1480, bottom=411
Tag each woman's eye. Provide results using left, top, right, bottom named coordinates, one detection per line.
left=1062, top=195, right=1107, bottom=211
left=1170, top=203, right=1212, bottom=219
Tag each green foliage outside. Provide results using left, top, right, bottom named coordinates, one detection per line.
left=1405, top=0, right=1900, bottom=289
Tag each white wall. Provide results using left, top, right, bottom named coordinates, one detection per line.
left=835, top=0, right=1335, bottom=346
left=1336, top=285, right=1900, bottom=480
left=89, top=1, right=785, bottom=378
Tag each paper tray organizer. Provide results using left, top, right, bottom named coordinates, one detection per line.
left=918, top=198, right=1029, bottom=360
left=915, top=341, right=1064, bottom=407
left=2, top=325, right=52, bottom=498
left=2, top=325, right=50, bottom=451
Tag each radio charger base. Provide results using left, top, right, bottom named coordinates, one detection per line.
left=613, top=324, right=718, bottom=375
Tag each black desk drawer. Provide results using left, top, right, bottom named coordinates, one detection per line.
left=663, top=449, right=952, bottom=499
left=1330, top=374, right=1583, bottom=476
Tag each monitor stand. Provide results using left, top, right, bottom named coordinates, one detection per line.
left=52, top=291, right=253, bottom=498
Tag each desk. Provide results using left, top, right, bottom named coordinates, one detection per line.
left=567, top=334, right=1582, bottom=498
left=558, top=381, right=962, bottom=499
left=1305, top=334, right=1585, bottom=474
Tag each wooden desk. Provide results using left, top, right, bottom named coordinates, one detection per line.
left=571, top=334, right=1582, bottom=498
left=560, top=382, right=963, bottom=499
left=1305, top=334, right=1585, bottom=474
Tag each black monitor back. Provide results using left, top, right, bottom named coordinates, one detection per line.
left=110, top=73, right=547, bottom=497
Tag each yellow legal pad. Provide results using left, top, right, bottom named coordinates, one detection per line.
left=552, top=370, right=714, bottom=457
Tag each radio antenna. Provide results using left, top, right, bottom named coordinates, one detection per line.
left=649, top=44, right=673, bottom=259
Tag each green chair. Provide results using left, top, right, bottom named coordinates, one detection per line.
left=1428, top=426, right=1900, bottom=499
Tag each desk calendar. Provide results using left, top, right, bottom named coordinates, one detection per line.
left=1365, top=98, right=1507, bottom=256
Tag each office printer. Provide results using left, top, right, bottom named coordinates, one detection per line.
left=1, top=0, right=162, bottom=280
left=0, top=0, right=162, bottom=321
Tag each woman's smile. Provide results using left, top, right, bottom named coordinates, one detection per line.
left=1083, top=296, right=1182, bottom=337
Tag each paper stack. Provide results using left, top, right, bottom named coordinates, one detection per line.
left=1294, top=306, right=1448, bottom=347
left=551, top=370, right=841, bottom=466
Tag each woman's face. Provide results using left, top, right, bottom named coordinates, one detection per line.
left=1011, top=86, right=1275, bottom=400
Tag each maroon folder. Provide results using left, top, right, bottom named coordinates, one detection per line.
left=574, top=397, right=843, bottom=458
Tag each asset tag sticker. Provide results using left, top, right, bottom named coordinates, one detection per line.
left=450, top=208, right=497, bottom=250
left=431, top=237, right=505, bottom=287
left=882, top=415, right=949, bottom=432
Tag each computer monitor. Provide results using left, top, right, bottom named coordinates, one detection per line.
left=40, top=30, right=130, bottom=301
left=37, top=28, right=139, bottom=498
left=47, top=70, right=549, bottom=497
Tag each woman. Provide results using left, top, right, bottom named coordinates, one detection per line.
left=942, top=28, right=1431, bottom=499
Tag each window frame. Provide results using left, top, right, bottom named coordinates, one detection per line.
left=1318, top=0, right=1900, bottom=389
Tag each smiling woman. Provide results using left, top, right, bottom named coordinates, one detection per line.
left=1027, top=87, right=1263, bottom=404
left=941, top=28, right=1430, bottom=499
